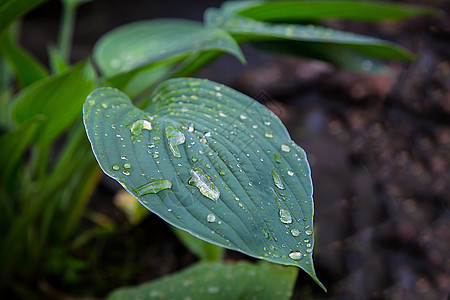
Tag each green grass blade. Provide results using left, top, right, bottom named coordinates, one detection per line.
left=83, top=78, right=325, bottom=290
left=93, top=19, right=245, bottom=78
left=237, top=1, right=439, bottom=22
left=108, top=261, right=298, bottom=299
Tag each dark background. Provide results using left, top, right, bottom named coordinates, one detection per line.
left=20, top=0, right=450, bottom=299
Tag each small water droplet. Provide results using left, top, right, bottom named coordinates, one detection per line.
left=207, top=286, right=220, bottom=294
left=192, top=156, right=198, bottom=163
left=291, top=229, right=300, bottom=237
left=305, top=229, right=313, bottom=235
left=288, top=170, right=294, bottom=176
left=123, top=163, right=131, bottom=169
left=272, top=169, right=286, bottom=190
left=306, top=248, right=313, bottom=253
left=289, top=251, right=302, bottom=260
left=112, top=165, right=120, bottom=171
left=207, top=213, right=216, bottom=223
left=135, top=180, right=172, bottom=196
left=265, top=133, right=274, bottom=138
left=187, top=123, right=194, bottom=132
left=240, top=114, right=247, bottom=120
left=274, top=154, right=282, bottom=164
left=121, top=155, right=127, bottom=160
left=264, top=121, right=271, bottom=126
left=153, top=154, right=159, bottom=159
left=122, top=170, right=130, bottom=176
left=279, top=209, right=292, bottom=224
left=281, top=144, right=291, bottom=152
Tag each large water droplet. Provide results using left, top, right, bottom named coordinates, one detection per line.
left=207, top=213, right=216, bottom=222
left=281, top=144, right=291, bottom=152
left=165, top=123, right=186, bottom=158
left=130, top=119, right=152, bottom=135
left=289, top=251, right=302, bottom=260
left=272, top=169, right=285, bottom=190
left=291, top=229, right=300, bottom=237
left=279, top=209, right=292, bottom=224
left=135, top=180, right=172, bottom=196
left=189, top=167, right=220, bottom=201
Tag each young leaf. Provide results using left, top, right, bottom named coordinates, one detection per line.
left=205, top=9, right=415, bottom=61
left=93, top=19, right=245, bottom=78
left=108, top=261, right=298, bottom=299
left=236, top=1, right=438, bottom=22
left=11, top=59, right=96, bottom=146
left=83, top=78, right=325, bottom=290
left=0, top=0, right=49, bottom=35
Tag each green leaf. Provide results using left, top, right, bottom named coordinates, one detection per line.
left=252, top=40, right=389, bottom=73
left=0, top=0, right=49, bottom=35
left=236, top=1, right=438, bottom=22
left=11, top=59, right=96, bottom=146
left=0, top=32, right=48, bottom=86
left=108, top=261, right=298, bottom=299
left=83, top=78, right=325, bottom=290
left=171, top=225, right=225, bottom=261
left=93, top=19, right=245, bottom=78
left=206, top=8, right=415, bottom=61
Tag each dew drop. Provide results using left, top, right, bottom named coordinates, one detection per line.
left=291, top=229, right=300, bottom=237
left=274, top=153, right=282, bottom=164
left=135, top=180, right=172, bottom=196
left=123, top=163, right=131, bottom=169
left=281, top=144, right=291, bottom=152
left=279, top=209, right=292, bottom=224
left=272, top=169, right=286, bottom=190
left=192, top=156, right=198, bottom=163
left=112, top=165, right=120, bottom=171
left=288, top=170, right=294, bottom=176
left=207, top=213, right=216, bottom=223
left=122, top=170, right=130, bottom=176
left=305, top=229, right=313, bottom=235
left=121, top=155, right=127, bottom=160
left=188, top=167, right=220, bottom=201
left=240, top=114, right=247, bottom=120
left=289, top=251, right=302, bottom=260
left=265, top=133, right=274, bottom=138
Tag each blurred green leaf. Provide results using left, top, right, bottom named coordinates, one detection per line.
left=206, top=9, right=414, bottom=61
left=171, top=226, right=225, bottom=261
left=108, top=261, right=298, bottom=300
left=11, top=59, right=96, bottom=146
left=0, top=0, right=49, bottom=35
left=83, top=78, right=325, bottom=290
left=0, top=116, right=43, bottom=186
left=0, top=32, right=48, bottom=87
left=252, top=40, right=389, bottom=73
left=236, top=0, right=438, bottom=22
left=93, top=19, right=245, bottom=78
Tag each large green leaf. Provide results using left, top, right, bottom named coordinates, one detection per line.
left=0, top=0, right=49, bottom=35
left=205, top=8, right=415, bottom=61
left=236, top=0, right=438, bottom=22
left=108, top=261, right=298, bottom=299
left=11, top=59, right=96, bottom=145
left=93, top=19, right=245, bottom=78
left=83, top=78, right=324, bottom=290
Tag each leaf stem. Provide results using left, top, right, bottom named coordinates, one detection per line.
left=57, top=1, right=76, bottom=62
